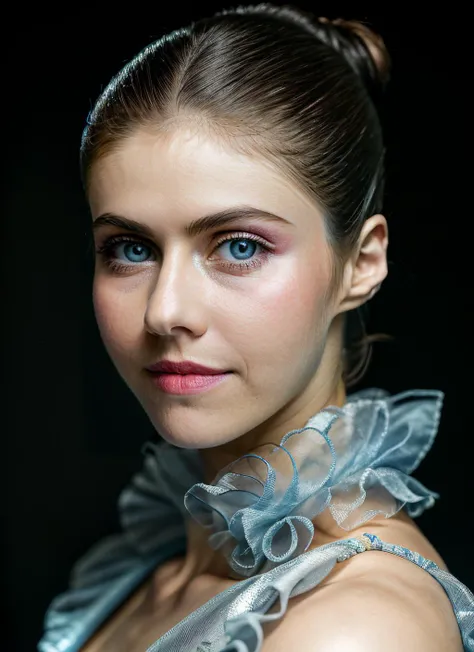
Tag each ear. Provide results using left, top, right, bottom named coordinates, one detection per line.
left=336, top=214, right=389, bottom=315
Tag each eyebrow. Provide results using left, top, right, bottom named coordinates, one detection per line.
left=92, top=205, right=293, bottom=238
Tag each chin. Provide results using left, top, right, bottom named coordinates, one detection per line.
left=156, top=434, right=226, bottom=450
left=147, top=416, right=244, bottom=451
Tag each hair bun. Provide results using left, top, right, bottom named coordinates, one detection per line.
left=316, top=17, right=391, bottom=99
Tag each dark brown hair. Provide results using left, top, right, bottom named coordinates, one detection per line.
left=81, top=3, right=393, bottom=388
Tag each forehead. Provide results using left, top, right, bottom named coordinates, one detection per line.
left=88, top=127, right=325, bottom=237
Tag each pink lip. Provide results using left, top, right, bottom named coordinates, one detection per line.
left=149, top=372, right=231, bottom=395
left=147, top=360, right=228, bottom=375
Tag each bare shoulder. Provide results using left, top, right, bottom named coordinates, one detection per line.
left=261, top=571, right=463, bottom=651
left=261, top=516, right=464, bottom=651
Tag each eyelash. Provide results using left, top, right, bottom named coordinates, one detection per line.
left=95, top=232, right=273, bottom=274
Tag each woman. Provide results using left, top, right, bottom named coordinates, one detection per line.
left=39, top=4, right=474, bottom=651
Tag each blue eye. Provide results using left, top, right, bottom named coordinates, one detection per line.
left=118, top=241, right=152, bottom=263
left=95, top=231, right=273, bottom=274
left=219, top=238, right=258, bottom=261
left=212, top=233, right=273, bottom=271
left=95, top=235, right=155, bottom=273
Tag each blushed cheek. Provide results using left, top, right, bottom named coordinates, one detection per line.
left=92, top=283, right=137, bottom=357
left=265, top=278, right=327, bottom=346
left=231, top=263, right=331, bottom=373
left=265, top=256, right=329, bottom=321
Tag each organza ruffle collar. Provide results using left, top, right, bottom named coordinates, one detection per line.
left=179, top=387, right=443, bottom=578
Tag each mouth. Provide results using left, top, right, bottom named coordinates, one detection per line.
left=148, top=370, right=232, bottom=396
left=156, top=371, right=230, bottom=375
left=146, top=360, right=230, bottom=375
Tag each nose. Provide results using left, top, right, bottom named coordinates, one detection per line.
left=144, top=249, right=208, bottom=338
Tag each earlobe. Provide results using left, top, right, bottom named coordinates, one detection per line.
left=337, top=285, right=379, bottom=315
left=369, top=281, right=383, bottom=298
left=335, top=215, right=388, bottom=314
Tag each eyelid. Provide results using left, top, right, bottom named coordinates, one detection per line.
left=95, top=232, right=155, bottom=249
left=213, top=231, right=274, bottom=249
left=95, top=233, right=154, bottom=255
left=95, top=229, right=274, bottom=251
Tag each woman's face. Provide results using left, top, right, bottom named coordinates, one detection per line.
left=89, top=128, right=342, bottom=451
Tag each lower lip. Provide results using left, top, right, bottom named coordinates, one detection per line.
left=149, top=372, right=232, bottom=395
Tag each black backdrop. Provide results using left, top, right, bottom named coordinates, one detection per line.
left=5, top=7, right=473, bottom=652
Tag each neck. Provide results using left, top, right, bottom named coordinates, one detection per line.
left=198, top=374, right=347, bottom=485
left=179, top=374, right=347, bottom=583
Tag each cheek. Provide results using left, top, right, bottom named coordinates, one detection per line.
left=92, top=281, right=141, bottom=356
left=223, top=261, right=331, bottom=363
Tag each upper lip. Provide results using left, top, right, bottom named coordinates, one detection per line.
left=146, top=360, right=230, bottom=375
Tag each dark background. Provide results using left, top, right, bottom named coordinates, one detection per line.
left=4, top=6, right=473, bottom=651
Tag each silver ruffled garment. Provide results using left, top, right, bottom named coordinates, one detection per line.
left=38, top=388, right=474, bottom=651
